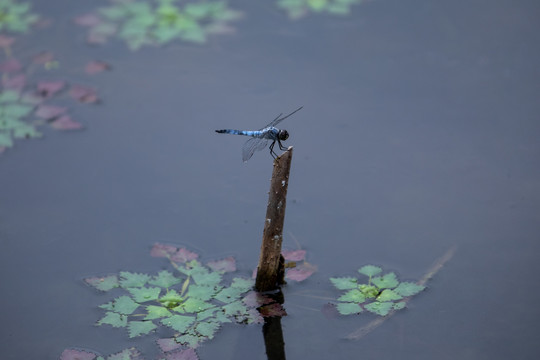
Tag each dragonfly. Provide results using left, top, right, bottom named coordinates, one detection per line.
left=215, top=106, right=303, bottom=162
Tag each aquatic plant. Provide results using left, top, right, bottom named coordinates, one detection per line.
left=60, top=347, right=144, bottom=360
left=330, top=265, right=425, bottom=316
left=75, top=0, right=242, bottom=51
left=277, top=0, right=364, bottom=19
left=85, top=243, right=285, bottom=354
left=0, top=42, right=99, bottom=155
left=0, top=0, right=38, bottom=33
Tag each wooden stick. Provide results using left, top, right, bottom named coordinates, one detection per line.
left=345, top=245, right=457, bottom=340
left=255, top=147, right=293, bottom=292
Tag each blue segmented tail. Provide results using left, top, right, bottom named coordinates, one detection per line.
left=215, top=129, right=262, bottom=136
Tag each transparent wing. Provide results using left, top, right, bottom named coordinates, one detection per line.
left=242, top=136, right=269, bottom=162
left=266, top=106, right=303, bottom=128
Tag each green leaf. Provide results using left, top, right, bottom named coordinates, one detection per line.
left=174, top=297, right=213, bottom=313
left=84, top=275, right=119, bottom=291
left=161, top=314, right=195, bottom=332
left=307, top=0, right=328, bottom=11
left=195, top=320, right=220, bottom=338
left=13, top=124, right=41, bottom=138
left=394, top=282, right=426, bottom=297
left=372, top=272, right=399, bottom=289
left=358, top=265, right=382, bottom=277
left=191, top=268, right=222, bottom=286
left=214, top=286, right=245, bottom=303
left=337, top=289, right=366, bottom=303
left=186, top=284, right=220, bottom=301
left=230, top=277, right=254, bottom=291
left=336, top=302, right=363, bottom=315
left=127, top=286, right=161, bottom=303
left=112, top=295, right=139, bottom=315
left=148, top=270, right=182, bottom=288
left=393, top=301, right=406, bottom=310
left=377, top=289, right=403, bottom=302
left=365, top=301, right=394, bottom=316
left=196, top=308, right=216, bottom=321
left=144, top=305, right=172, bottom=320
left=97, top=312, right=127, bottom=327
left=159, top=289, right=184, bottom=308
left=119, top=272, right=150, bottom=288
left=181, top=26, right=206, bottom=44
left=222, top=300, right=247, bottom=317
left=0, top=132, right=12, bottom=147
left=359, top=284, right=381, bottom=298
left=1, top=103, right=33, bottom=118
left=330, top=277, right=358, bottom=290
left=175, top=334, right=200, bottom=348
left=127, top=320, right=157, bottom=337
left=0, top=90, right=20, bottom=103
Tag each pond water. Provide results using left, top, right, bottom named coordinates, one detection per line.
left=1, top=0, right=539, bottom=359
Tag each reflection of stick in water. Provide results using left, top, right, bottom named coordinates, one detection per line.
left=346, top=246, right=457, bottom=340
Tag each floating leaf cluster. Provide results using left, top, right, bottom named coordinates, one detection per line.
left=277, top=0, right=364, bottom=19
left=330, top=265, right=425, bottom=316
left=75, top=0, right=242, bottom=51
left=60, top=347, right=143, bottom=360
left=0, top=42, right=99, bottom=154
left=85, top=243, right=285, bottom=354
left=0, top=0, right=38, bottom=33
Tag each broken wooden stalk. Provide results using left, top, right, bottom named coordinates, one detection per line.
left=255, top=147, right=293, bottom=292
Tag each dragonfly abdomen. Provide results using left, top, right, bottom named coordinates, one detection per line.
left=215, top=129, right=263, bottom=137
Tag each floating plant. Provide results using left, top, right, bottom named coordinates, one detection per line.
left=85, top=243, right=285, bottom=356
left=0, top=40, right=99, bottom=155
left=75, top=0, right=242, bottom=51
left=0, top=0, right=38, bottom=33
left=277, top=0, right=365, bottom=19
left=330, top=265, right=425, bottom=316
left=60, top=347, right=144, bottom=360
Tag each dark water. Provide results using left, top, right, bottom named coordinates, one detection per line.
left=1, top=0, right=539, bottom=359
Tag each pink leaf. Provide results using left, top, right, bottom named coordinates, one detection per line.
left=108, top=348, right=143, bottom=360
left=33, top=52, right=54, bottom=64
left=157, top=338, right=183, bottom=352
left=60, top=349, right=97, bottom=360
left=51, top=115, right=83, bottom=130
left=35, top=105, right=67, bottom=119
left=70, top=84, right=99, bottom=103
left=2, top=74, right=26, bottom=91
left=0, top=35, right=15, bottom=48
left=85, top=60, right=111, bottom=74
left=0, top=59, right=22, bottom=73
left=0, top=147, right=7, bottom=154
left=285, top=263, right=317, bottom=282
left=207, top=256, right=236, bottom=273
left=150, top=243, right=178, bottom=258
left=74, top=14, right=101, bottom=27
left=321, top=303, right=339, bottom=319
left=259, top=303, right=287, bottom=318
left=282, top=249, right=306, bottom=262
left=164, top=348, right=199, bottom=360
left=242, top=291, right=274, bottom=308
left=150, top=243, right=199, bottom=263
left=37, top=81, right=65, bottom=98
left=20, top=92, right=43, bottom=105
left=171, top=248, right=199, bottom=263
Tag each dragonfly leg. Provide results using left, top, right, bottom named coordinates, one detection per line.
left=277, top=139, right=288, bottom=151
left=269, top=140, right=277, bottom=159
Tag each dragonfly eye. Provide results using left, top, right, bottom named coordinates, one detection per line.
left=279, top=130, right=289, bottom=140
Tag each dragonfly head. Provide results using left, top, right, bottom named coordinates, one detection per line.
left=278, top=129, right=289, bottom=141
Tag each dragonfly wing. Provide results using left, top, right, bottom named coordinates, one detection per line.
left=267, top=106, right=303, bottom=128
left=242, top=137, right=269, bottom=162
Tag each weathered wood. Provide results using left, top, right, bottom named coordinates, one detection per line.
left=255, top=147, right=293, bottom=292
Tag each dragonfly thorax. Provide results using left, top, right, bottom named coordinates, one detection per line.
left=278, top=129, right=289, bottom=141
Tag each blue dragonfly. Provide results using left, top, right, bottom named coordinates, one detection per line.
left=215, top=106, right=303, bottom=162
